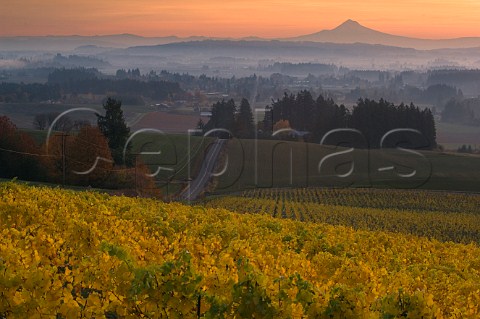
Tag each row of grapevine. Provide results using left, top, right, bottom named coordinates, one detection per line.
left=205, top=194, right=480, bottom=244
left=1, top=182, right=480, bottom=317
left=241, top=188, right=480, bottom=214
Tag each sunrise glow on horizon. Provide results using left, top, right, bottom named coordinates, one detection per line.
left=1, top=0, right=480, bottom=39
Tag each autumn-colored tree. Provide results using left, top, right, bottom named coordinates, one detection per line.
left=45, top=125, right=161, bottom=194
left=101, top=156, right=161, bottom=197
left=0, top=116, right=46, bottom=181
left=45, top=125, right=114, bottom=187
left=273, top=119, right=291, bottom=132
left=272, top=119, right=293, bottom=140
left=69, top=126, right=115, bottom=186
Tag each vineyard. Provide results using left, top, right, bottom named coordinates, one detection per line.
left=1, top=182, right=480, bottom=318
left=205, top=188, right=480, bottom=244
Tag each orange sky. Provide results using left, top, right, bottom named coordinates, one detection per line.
left=1, top=0, right=480, bottom=38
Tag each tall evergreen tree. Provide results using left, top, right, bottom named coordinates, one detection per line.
left=312, top=95, right=348, bottom=142
left=235, top=98, right=255, bottom=138
left=205, top=99, right=236, bottom=137
left=97, top=97, right=133, bottom=166
left=262, top=105, right=273, bottom=134
left=275, top=93, right=296, bottom=124
left=294, top=90, right=316, bottom=131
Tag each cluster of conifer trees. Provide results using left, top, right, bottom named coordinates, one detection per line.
left=205, top=90, right=436, bottom=149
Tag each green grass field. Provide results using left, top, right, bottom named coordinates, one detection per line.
left=436, top=121, right=480, bottom=150
left=5, top=99, right=479, bottom=194
left=214, top=138, right=480, bottom=193
left=16, top=125, right=480, bottom=196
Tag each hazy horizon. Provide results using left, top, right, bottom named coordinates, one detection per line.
left=1, top=0, right=480, bottom=39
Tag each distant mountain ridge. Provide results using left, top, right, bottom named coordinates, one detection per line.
left=1, top=20, right=480, bottom=51
left=286, top=19, right=480, bottom=50
left=0, top=34, right=212, bottom=52
left=121, top=39, right=418, bottom=56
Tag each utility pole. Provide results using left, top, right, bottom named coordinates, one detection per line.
left=134, top=156, right=138, bottom=194
left=55, top=133, right=69, bottom=187
left=62, top=133, right=66, bottom=186
left=270, top=107, right=274, bottom=132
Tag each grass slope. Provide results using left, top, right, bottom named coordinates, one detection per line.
left=214, top=138, right=480, bottom=193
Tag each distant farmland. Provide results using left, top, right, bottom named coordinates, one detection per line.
left=132, top=111, right=209, bottom=134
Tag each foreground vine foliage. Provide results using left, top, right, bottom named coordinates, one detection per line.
left=1, top=182, right=480, bottom=318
